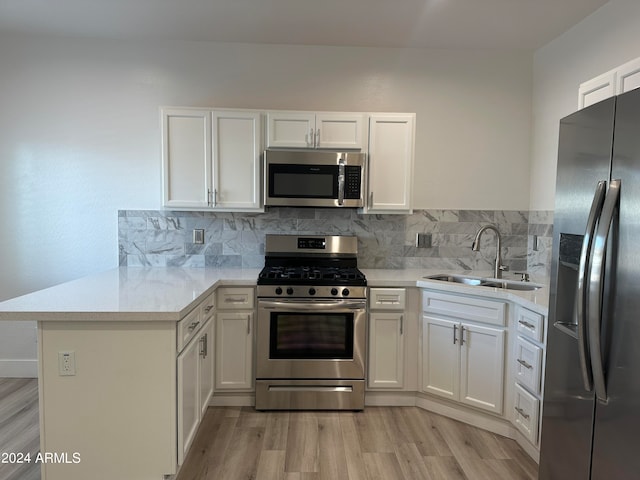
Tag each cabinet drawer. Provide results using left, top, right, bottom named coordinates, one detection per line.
left=177, top=307, right=203, bottom=352
left=217, top=287, right=255, bottom=310
left=200, top=291, right=216, bottom=321
left=514, top=383, right=540, bottom=445
left=515, top=336, right=543, bottom=395
left=515, top=306, right=544, bottom=343
left=422, top=290, right=506, bottom=326
left=369, top=288, right=406, bottom=310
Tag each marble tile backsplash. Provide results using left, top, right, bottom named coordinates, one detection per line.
left=118, top=209, right=554, bottom=278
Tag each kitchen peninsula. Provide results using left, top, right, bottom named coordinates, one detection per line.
left=0, top=266, right=549, bottom=480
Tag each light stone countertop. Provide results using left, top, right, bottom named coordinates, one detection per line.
left=0, top=266, right=549, bottom=322
left=0, top=267, right=261, bottom=322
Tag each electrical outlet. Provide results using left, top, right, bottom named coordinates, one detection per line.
left=193, top=229, right=205, bottom=244
left=58, top=351, right=76, bottom=376
left=416, top=233, right=432, bottom=248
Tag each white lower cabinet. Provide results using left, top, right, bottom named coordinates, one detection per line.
left=421, top=290, right=506, bottom=415
left=513, top=383, right=540, bottom=445
left=177, top=316, right=213, bottom=465
left=368, top=312, right=405, bottom=389
left=199, top=319, right=215, bottom=417
left=422, top=314, right=505, bottom=414
left=509, top=305, right=546, bottom=448
left=177, top=324, right=200, bottom=465
left=215, top=287, right=255, bottom=391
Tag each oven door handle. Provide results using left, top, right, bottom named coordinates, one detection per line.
left=258, top=299, right=366, bottom=311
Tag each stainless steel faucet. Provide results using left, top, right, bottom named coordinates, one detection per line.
left=471, top=225, right=508, bottom=279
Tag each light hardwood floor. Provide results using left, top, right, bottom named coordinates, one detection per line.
left=177, top=406, right=538, bottom=480
left=0, top=378, right=39, bottom=480
left=0, top=379, right=538, bottom=480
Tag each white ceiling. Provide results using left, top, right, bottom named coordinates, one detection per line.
left=0, top=0, right=609, bottom=50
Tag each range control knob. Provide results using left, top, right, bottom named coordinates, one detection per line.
left=308, top=288, right=316, bottom=296
left=331, top=288, right=339, bottom=296
left=286, top=287, right=294, bottom=295
left=342, top=288, right=350, bottom=297
left=275, top=287, right=283, bottom=295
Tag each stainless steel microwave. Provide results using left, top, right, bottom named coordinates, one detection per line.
left=264, top=150, right=366, bottom=208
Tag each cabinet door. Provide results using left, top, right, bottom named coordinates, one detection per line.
left=215, top=312, right=253, bottom=390
left=459, top=322, right=505, bottom=414
left=315, top=113, right=365, bottom=149
left=616, top=57, right=640, bottom=95
left=367, top=114, right=415, bottom=213
left=368, top=312, right=404, bottom=389
left=211, top=111, right=263, bottom=211
left=177, top=334, right=200, bottom=465
left=578, top=72, right=616, bottom=109
left=199, top=319, right=214, bottom=417
left=422, top=315, right=459, bottom=401
left=162, top=108, right=212, bottom=208
left=267, top=112, right=315, bottom=148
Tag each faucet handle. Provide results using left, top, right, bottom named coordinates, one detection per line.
left=499, top=265, right=510, bottom=272
left=515, top=271, right=530, bottom=282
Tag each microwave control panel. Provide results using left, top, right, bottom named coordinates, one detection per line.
left=345, top=166, right=362, bottom=199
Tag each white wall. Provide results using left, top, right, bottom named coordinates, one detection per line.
left=0, top=35, right=532, bottom=375
left=530, top=0, right=640, bottom=210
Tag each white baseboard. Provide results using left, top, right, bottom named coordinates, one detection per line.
left=365, top=391, right=418, bottom=406
left=0, top=359, right=38, bottom=378
left=209, top=393, right=254, bottom=407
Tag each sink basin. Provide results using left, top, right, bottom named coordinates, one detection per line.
left=424, top=274, right=543, bottom=291
left=425, top=274, right=488, bottom=286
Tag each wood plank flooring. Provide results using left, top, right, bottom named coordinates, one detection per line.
left=177, top=406, right=538, bottom=480
left=0, top=378, right=40, bottom=480
left=0, top=379, right=538, bottom=480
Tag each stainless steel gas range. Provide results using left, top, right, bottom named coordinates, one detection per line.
left=255, top=234, right=367, bottom=410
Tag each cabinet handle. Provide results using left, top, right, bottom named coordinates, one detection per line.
left=247, top=315, right=251, bottom=335
left=515, top=406, right=530, bottom=419
left=207, top=189, right=212, bottom=207
left=188, top=321, right=200, bottom=332
left=306, top=128, right=314, bottom=147
left=400, top=315, right=404, bottom=335
left=213, top=189, right=218, bottom=207
left=453, top=324, right=458, bottom=344
left=460, top=326, right=466, bottom=345
left=519, top=320, right=535, bottom=329
left=204, top=305, right=214, bottom=313
left=200, top=333, right=208, bottom=358
left=315, top=128, right=320, bottom=147
left=369, top=191, right=374, bottom=206
left=517, top=358, right=533, bottom=370
left=225, top=297, right=246, bottom=304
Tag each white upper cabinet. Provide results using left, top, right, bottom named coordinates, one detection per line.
left=211, top=110, right=262, bottom=210
left=579, top=56, right=640, bottom=109
left=617, top=58, right=640, bottom=95
left=162, top=108, right=212, bottom=209
left=161, top=107, right=263, bottom=212
left=366, top=113, right=415, bottom=214
left=267, top=111, right=365, bottom=149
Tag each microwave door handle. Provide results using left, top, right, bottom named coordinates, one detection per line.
left=575, top=180, right=607, bottom=392
left=338, top=159, right=345, bottom=206
left=588, top=179, right=620, bottom=404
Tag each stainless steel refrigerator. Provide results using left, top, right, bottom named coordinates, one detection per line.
left=539, top=87, right=640, bottom=479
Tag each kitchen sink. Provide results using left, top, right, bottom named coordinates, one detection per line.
left=424, top=274, right=543, bottom=291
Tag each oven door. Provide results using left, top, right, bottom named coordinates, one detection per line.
left=256, top=298, right=366, bottom=380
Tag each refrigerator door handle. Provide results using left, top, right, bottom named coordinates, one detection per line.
left=575, top=180, right=607, bottom=392
left=589, top=178, right=621, bottom=404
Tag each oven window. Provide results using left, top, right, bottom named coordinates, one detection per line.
left=269, top=164, right=338, bottom=198
left=270, top=312, right=354, bottom=359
